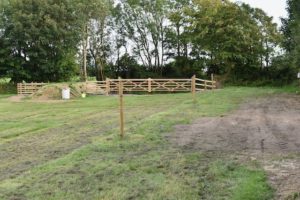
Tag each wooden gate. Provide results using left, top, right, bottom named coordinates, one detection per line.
left=17, top=83, right=46, bottom=95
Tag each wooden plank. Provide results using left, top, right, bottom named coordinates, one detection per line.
left=195, top=78, right=215, bottom=83
left=110, top=78, right=190, bottom=81
left=17, top=83, right=46, bottom=95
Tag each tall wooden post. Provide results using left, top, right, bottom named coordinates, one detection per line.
left=119, top=80, right=125, bottom=138
left=105, top=78, right=110, bottom=96
left=148, top=78, right=152, bottom=93
left=191, top=75, right=196, bottom=103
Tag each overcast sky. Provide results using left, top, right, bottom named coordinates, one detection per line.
left=234, top=0, right=288, bottom=25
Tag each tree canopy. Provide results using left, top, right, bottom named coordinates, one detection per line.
left=281, top=0, right=300, bottom=71
left=0, top=0, right=297, bottom=85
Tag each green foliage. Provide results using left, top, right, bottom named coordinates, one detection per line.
left=74, top=0, right=112, bottom=81
left=187, top=0, right=281, bottom=76
left=0, top=78, right=16, bottom=94
left=0, top=0, right=296, bottom=85
left=0, top=0, right=81, bottom=82
left=117, top=0, right=168, bottom=72
left=281, top=0, right=300, bottom=71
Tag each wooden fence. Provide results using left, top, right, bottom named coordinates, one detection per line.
left=86, top=76, right=216, bottom=95
left=195, top=78, right=216, bottom=91
left=85, top=81, right=107, bottom=94
left=17, top=83, right=46, bottom=95
left=17, top=76, right=216, bottom=95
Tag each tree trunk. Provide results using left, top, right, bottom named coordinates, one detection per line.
left=82, top=24, right=88, bottom=82
left=176, top=23, right=180, bottom=57
left=265, top=39, right=270, bottom=68
left=161, top=21, right=164, bottom=77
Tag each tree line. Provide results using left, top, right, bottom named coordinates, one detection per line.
left=0, top=0, right=299, bottom=85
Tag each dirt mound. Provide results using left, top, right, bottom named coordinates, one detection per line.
left=31, top=84, right=84, bottom=101
left=31, top=85, right=61, bottom=100
left=168, top=94, right=300, bottom=199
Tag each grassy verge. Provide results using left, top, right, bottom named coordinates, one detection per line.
left=0, top=87, right=293, bottom=199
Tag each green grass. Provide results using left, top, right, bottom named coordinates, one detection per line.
left=204, top=161, right=273, bottom=200
left=0, top=87, right=296, bottom=200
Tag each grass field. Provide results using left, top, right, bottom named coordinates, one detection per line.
left=0, top=87, right=297, bottom=200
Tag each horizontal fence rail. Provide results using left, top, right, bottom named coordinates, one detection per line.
left=85, top=81, right=106, bottom=94
left=17, top=83, right=46, bottom=95
left=17, top=76, right=217, bottom=95
left=108, top=79, right=192, bottom=93
left=195, top=78, right=216, bottom=91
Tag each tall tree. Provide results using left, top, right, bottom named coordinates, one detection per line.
left=165, top=0, right=191, bottom=59
left=119, top=0, right=168, bottom=74
left=111, top=3, right=129, bottom=76
left=0, top=0, right=81, bottom=82
left=187, top=0, right=280, bottom=77
left=281, top=0, right=300, bottom=70
left=0, top=0, right=10, bottom=78
left=74, top=0, right=112, bottom=81
left=240, top=4, right=281, bottom=69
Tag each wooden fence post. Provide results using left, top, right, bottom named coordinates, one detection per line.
left=105, top=78, right=110, bottom=96
left=119, top=80, right=125, bottom=138
left=191, top=75, right=196, bottom=103
left=211, top=74, right=214, bottom=90
left=148, top=78, right=152, bottom=93
left=17, top=83, right=20, bottom=95
left=118, top=76, right=122, bottom=93
left=204, top=80, right=207, bottom=91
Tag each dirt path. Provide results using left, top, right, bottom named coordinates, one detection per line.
left=169, top=94, right=300, bottom=200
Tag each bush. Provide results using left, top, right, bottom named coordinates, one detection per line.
left=0, top=83, right=16, bottom=94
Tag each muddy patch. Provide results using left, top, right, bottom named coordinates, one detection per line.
left=263, top=157, right=300, bottom=200
left=168, top=94, right=300, bottom=199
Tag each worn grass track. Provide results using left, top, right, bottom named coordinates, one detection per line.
left=0, top=87, right=297, bottom=200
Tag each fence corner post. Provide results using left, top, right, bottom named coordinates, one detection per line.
left=148, top=78, right=152, bottom=93
left=105, top=77, right=110, bottom=96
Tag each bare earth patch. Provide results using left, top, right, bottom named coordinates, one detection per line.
left=169, top=94, right=300, bottom=200
left=7, top=95, right=25, bottom=102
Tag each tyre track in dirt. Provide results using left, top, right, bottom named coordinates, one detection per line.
left=169, top=94, right=300, bottom=199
